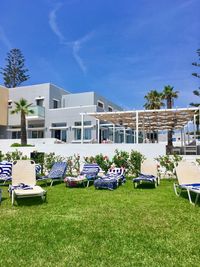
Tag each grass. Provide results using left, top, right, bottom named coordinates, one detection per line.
left=1, top=180, right=200, bottom=267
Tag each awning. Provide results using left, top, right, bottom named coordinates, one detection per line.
left=86, top=107, right=199, bottom=131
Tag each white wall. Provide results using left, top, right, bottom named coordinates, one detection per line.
left=0, top=139, right=166, bottom=160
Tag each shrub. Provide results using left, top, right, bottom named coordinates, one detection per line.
left=10, top=143, right=34, bottom=147
left=30, top=151, right=45, bottom=173
left=3, top=150, right=29, bottom=161
left=84, top=154, right=112, bottom=172
left=156, top=154, right=182, bottom=178
left=0, top=151, right=4, bottom=162
left=129, top=150, right=145, bottom=176
left=112, top=149, right=129, bottom=169
left=66, top=154, right=80, bottom=176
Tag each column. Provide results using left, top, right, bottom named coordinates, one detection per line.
left=81, top=113, right=84, bottom=144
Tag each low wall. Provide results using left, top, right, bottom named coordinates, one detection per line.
left=0, top=139, right=166, bottom=160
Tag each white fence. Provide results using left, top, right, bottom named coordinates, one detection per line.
left=0, top=139, right=166, bottom=160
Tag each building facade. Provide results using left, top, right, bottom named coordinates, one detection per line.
left=0, top=86, right=9, bottom=139
left=1, top=83, right=132, bottom=143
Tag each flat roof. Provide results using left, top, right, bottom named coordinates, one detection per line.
left=86, top=107, right=199, bottom=131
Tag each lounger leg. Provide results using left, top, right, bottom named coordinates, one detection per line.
left=12, top=191, right=15, bottom=206
left=42, top=192, right=47, bottom=202
left=87, top=180, right=89, bottom=187
left=174, top=183, right=181, bottom=196
left=195, top=194, right=199, bottom=206
left=186, top=188, right=194, bottom=205
left=134, top=182, right=137, bottom=188
left=50, top=179, right=53, bottom=187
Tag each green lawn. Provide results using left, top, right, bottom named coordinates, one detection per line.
left=1, top=180, right=200, bottom=267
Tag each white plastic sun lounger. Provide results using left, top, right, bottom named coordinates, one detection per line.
left=174, top=161, right=200, bottom=205
left=11, top=160, right=47, bottom=205
left=133, top=159, right=159, bottom=188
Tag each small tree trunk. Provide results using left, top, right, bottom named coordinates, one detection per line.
left=21, top=112, right=27, bottom=145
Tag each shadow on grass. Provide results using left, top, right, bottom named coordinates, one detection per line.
left=13, top=197, right=47, bottom=207
left=0, top=197, right=7, bottom=203
left=66, top=185, right=88, bottom=189
left=133, top=183, right=157, bottom=189
left=177, top=191, right=200, bottom=206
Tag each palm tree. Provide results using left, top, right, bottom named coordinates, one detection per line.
left=162, top=85, right=179, bottom=154
left=144, top=90, right=164, bottom=143
left=11, top=98, right=34, bottom=145
left=144, top=90, right=164, bottom=110
left=190, top=89, right=200, bottom=132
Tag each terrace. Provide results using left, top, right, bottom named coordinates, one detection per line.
left=86, top=107, right=200, bottom=154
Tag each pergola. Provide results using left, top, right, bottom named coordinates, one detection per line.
left=85, top=107, right=200, bottom=144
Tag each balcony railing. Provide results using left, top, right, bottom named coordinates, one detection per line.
left=27, top=106, right=45, bottom=120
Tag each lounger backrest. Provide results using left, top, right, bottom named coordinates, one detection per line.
left=107, top=167, right=124, bottom=175
left=175, top=161, right=200, bottom=185
left=81, top=164, right=100, bottom=175
left=12, top=160, right=36, bottom=186
left=141, top=159, right=158, bottom=177
left=48, top=162, right=67, bottom=178
left=0, top=161, right=12, bottom=178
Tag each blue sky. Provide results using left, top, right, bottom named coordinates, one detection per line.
left=0, top=0, right=199, bottom=109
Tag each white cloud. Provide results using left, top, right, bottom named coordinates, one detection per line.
left=48, top=3, right=65, bottom=43
left=70, top=32, right=94, bottom=74
left=48, top=3, right=94, bottom=74
left=0, top=25, right=12, bottom=50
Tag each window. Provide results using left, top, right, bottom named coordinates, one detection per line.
left=12, top=131, right=21, bottom=139
left=84, top=129, right=91, bottom=140
left=74, top=121, right=91, bottom=126
left=53, top=99, right=59, bottom=109
left=31, top=131, right=44, bottom=138
left=52, top=122, right=66, bottom=127
left=36, top=99, right=44, bottom=107
left=84, top=121, right=91, bottom=126
left=74, top=121, right=81, bottom=126
left=108, top=106, right=113, bottom=112
left=74, top=128, right=91, bottom=140
left=74, top=129, right=81, bottom=140
left=97, top=101, right=104, bottom=109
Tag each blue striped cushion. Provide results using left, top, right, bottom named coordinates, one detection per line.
left=0, top=161, right=12, bottom=178
left=48, top=162, right=67, bottom=179
left=35, top=164, right=41, bottom=175
left=81, top=164, right=100, bottom=175
left=133, top=174, right=156, bottom=183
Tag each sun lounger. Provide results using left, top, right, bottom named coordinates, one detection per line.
left=64, top=163, right=100, bottom=187
left=10, top=160, right=46, bottom=205
left=174, top=160, right=200, bottom=205
left=37, top=162, right=67, bottom=186
left=0, top=161, right=12, bottom=184
left=133, top=159, right=159, bottom=188
left=94, top=167, right=126, bottom=190
left=0, top=162, right=42, bottom=185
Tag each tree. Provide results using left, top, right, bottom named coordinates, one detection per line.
left=144, top=90, right=164, bottom=143
left=192, top=48, right=200, bottom=78
left=11, top=98, right=34, bottom=145
left=0, top=48, right=29, bottom=88
left=144, top=90, right=164, bottom=110
left=162, top=85, right=179, bottom=154
left=190, top=49, right=200, bottom=131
